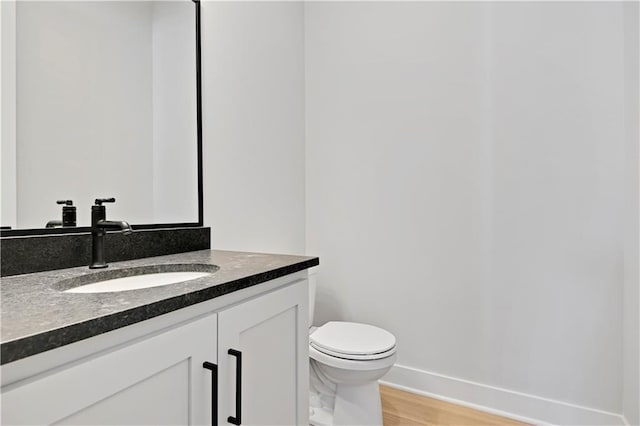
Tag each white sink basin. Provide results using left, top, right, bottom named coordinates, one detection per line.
left=65, top=271, right=212, bottom=293
left=57, top=264, right=219, bottom=294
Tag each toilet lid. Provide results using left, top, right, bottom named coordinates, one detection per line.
left=310, top=321, right=396, bottom=358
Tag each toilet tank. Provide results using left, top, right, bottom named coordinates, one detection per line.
left=308, top=267, right=317, bottom=326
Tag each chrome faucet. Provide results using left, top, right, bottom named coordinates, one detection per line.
left=90, top=198, right=133, bottom=269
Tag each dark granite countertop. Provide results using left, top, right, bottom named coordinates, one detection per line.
left=1, top=249, right=319, bottom=365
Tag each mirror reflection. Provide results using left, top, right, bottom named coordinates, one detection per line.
left=2, top=0, right=199, bottom=230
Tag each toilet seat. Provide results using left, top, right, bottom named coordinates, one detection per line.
left=309, top=344, right=397, bottom=371
left=310, top=342, right=396, bottom=360
left=310, top=321, right=397, bottom=361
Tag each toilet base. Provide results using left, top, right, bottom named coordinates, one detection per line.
left=310, top=381, right=383, bottom=426
left=333, top=381, right=383, bottom=426
left=309, top=406, right=333, bottom=426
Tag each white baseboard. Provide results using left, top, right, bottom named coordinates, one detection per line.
left=380, top=364, right=626, bottom=426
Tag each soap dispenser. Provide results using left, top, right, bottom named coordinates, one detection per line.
left=58, top=200, right=77, bottom=227
left=45, top=200, right=77, bottom=228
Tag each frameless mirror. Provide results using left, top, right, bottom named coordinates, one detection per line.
left=1, top=0, right=202, bottom=233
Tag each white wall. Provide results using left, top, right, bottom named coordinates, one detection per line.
left=305, top=2, right=630, bottom=423
left=201, top=1, right=305, bottom=254
left=623, top=2, right=640, bottom=425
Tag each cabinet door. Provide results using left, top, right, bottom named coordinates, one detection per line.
left=1, top=314, right=217, bottom=426
left=218, top=280, right=308, bottom=426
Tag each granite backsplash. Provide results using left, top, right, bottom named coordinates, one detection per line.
left=0, top=227, right=211, bottom=277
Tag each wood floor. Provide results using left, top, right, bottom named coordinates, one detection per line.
left=380, top=385, right=528, bottom=426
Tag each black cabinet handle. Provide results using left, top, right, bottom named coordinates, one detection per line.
left=227, top=349, right=242, bottom=425
left=203, top=361, right=218, bottom=426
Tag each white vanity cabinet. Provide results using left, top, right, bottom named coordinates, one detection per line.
left=217, top=278, right=309, bottom=425
left=1, top=314, right=218, bottom=425
left=1, top=277, right=308, bottom=426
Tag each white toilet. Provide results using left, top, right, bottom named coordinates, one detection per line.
left=308, top=272, right=397, bottom=426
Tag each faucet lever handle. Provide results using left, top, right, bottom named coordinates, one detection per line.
left=95, top=198, right=115, bottom=206
left=57, top=200, right=74, bottom=206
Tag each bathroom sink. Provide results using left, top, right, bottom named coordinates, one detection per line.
left=56, top=264, right=219, bottom=294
